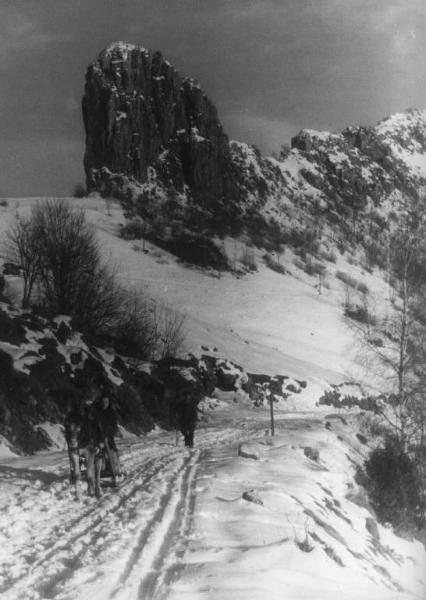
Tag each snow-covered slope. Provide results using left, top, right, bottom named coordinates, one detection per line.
left=375, top=109, right=426, bottom=179
left=0, top=196, right=391, bottom=387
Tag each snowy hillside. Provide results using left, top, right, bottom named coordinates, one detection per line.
left=0, top=196, right=393, bottom=386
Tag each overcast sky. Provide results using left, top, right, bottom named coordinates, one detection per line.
left=1, top=0, right=425, bottom=196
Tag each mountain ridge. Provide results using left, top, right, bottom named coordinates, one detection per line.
left=83, top=42, right=426, bottom=272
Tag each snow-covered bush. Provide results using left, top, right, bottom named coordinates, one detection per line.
left=120, top=217, right=146, bottom=240
left=344, top=302, right=376, bottom=325
left=336, top=270, right=369, bottom=294
left=160, top=232, right=229, bottom=270
left=359, top=412, right=393, bottom=439
left=358, top=436, right=424, bottom=530
left=318, top=247, right=337, bottom=263
left=263, top=253, right=286, bottom=274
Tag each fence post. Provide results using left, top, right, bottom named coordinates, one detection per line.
left=269, top=394, right=275, bottom=436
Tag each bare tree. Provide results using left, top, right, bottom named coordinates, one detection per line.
left=6, top=200, right=123, bottom=335
left=350, top=203, right=426, bottom=449
left=32, top=200, right=100, bottom=318
left=3, top=214, right=41, bottom=307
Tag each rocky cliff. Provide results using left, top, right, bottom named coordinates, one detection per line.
left=83, top=42, right=232, bottom=208
left=83, top=43, right=426, bottom=267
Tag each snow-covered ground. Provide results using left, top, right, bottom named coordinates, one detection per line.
left=0, top=197, right=425, bottom=599
left=0, top=396, right=424, bottom=600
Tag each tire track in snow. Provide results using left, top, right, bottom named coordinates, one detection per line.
left=111, top=449, right=201, bottom=600
left=1, top=452, right=179, bottom=600
left=137, top=449, right=202, bottom=600
left=0, top=440, right=151, bottom=574
left=2, top=426, right=257, bottom=600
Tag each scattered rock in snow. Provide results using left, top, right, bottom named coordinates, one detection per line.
left=242, top=489, right=263, bottom=506
left=295, top=535, right=315, bottom=553
left=356, top=432, right=368, bottom=445
left=55, top=319, right=72, bottom=344
left=304, top=446, right=320, bottom=462
left=238, top=442, right=261, bottom=460
left=366, top=517, right=380, bottom=541
left=286, top=382, right=301, bottom=393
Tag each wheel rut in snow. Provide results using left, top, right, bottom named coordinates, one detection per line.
left=2, top=455, right=177, bottom=600
left=112, top=449, right=201, bottom=600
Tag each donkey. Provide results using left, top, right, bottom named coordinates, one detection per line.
left=64, top=405, right=103, bottom=500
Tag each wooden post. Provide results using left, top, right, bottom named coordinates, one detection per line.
left=269, top=394, right=275, bottom=436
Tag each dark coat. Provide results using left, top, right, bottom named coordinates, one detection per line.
left=92, top=401, right=119, bottom=450
left=175, top=396, right=197, bottom=447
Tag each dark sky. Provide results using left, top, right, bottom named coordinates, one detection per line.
left=1, top=0, right=425, bottom=196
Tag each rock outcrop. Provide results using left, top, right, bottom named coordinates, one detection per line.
left=83, top=42, right=232, bottom=207
left=82, top=43, right=426, bottom=269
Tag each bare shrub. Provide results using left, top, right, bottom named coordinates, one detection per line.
left=336, top=270, right=369, bottom=294
left=263, top=253, right=286, bottom=274
left=111, top=293, right=186, bottom=360
left=120, top=217, right=146, bottom=240
left=240, top=246, right=257, bottom=272
left=72, top=183, right=87, bottom=198
left=151, top=301, right=187, bottom=359
left=293, top=257, right=306, bottom=271
left=318, top=247, right=337, bottom=263
left=113, top=291, right=157, bottom=359
left=72, top=265, right=123, bottom=335
left=359, top=413, right=392, bottom=439
left=344, top=302, right=376, bottom=325
left=304, top=259, right=324, bottom=277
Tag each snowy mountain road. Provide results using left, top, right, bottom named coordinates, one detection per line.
left=0, top=418, right=261, bottom=600
left=1, top=411, right=425, bottom=600
left=0, top=436, right=203, bottom=600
